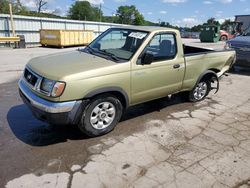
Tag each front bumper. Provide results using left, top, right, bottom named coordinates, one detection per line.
left=18, top=79, right=82, bottom=125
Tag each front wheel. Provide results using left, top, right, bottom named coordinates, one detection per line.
left=78, top=94, right=123, bottom=137
left=189, top=80, right=211, bottom=102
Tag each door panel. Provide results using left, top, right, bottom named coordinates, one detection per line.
left=131, top=32, right=185, bottom=105
left=131, top=58, right=185, bottom=104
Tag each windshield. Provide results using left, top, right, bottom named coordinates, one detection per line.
left=87, top=28, right=149, bottom=61
left=242, top=27, right=250, bottom=36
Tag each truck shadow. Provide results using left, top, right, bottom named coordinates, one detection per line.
left=121, top=96, right=184, bottom=121
left=7, top=96, right=187, bottom=147
left=7, top=104, right=89, bottom=146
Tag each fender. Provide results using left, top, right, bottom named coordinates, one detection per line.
left=84, top=87, right=129, bottom=108
left=196, top=70, right=219, bottom=94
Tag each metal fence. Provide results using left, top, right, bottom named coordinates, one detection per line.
left=181, top=32, right=200, bottom=39
left=0, top=14, right=126, bottom=47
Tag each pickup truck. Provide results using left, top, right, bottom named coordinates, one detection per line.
left=19, top=26, right=236, bottom=137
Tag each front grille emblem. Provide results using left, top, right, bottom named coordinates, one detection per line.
left=27, top=74, right=32, bottom=81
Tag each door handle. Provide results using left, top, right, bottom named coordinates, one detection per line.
left=173, top=64, right=180, bottom=69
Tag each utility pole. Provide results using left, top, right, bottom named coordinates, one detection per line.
left=99, top=4, right=102, bottom=22
left=9, top=4, right=16, bottom=37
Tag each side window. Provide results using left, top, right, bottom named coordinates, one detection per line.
left=144, top=33, right=177, bottom=62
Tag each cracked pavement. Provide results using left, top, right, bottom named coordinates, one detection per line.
left=1, top=46, right=250, bottom=188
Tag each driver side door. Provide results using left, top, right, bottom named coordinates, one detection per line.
left=131, top=32, right=185, bottom=105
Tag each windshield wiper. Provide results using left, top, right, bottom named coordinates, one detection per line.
left=84, top=46, right=116, bottom=61
left=85, top=47, right=126, bottom=62
left=99, top=50, right=120, bottom=61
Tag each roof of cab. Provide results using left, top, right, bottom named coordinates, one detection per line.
left=113, top=25, right=179, bottom=33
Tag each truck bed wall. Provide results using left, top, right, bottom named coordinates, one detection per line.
left=184, top=45, right=214, bottom=55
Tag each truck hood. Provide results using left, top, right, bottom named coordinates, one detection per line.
left=228, top=36, right=250, bottom=46
left=27, top=50, right=119, bottom=81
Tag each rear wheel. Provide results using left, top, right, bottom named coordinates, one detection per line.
left=188, top=80, right=211, bottom=102
left=78, top=94, right=123, bottom=137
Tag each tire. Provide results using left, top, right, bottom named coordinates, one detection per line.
left=188, top=79, right=211, bottom=102
left=220, top=35, right=228, bottom=41
left=78, top=94, right=123, bottom=137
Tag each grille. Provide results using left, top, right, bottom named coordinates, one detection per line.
left=24, top=68, right=38, bottom=87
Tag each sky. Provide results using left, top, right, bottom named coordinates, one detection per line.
left=20, top=0, right=250, bottom=27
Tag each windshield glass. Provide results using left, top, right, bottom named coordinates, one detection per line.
left=242, top=28, right=250, bottom=36
left=87, top=28, right=149, bottom=61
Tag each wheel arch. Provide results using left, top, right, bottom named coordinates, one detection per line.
left=84, top=87, right=129, bottom=109
left=195, top=70, right=219, bottom=93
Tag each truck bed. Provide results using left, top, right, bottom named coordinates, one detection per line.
left=183, top=45, right=235, bottom=76
left=181, top=46, right=236, bottom=91
left=184, top=45, right=214, bottom=55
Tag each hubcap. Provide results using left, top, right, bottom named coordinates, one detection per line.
left=90, top=102, right=116, bottom=130
left=193, top=82, right=208, bottom=100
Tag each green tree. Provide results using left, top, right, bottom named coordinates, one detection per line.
left=191, top=24, right=203, bottom=32
left=144, top=20, right=158, bottom=26
left=133, top=11, right=144, bottom=25
left=68, top=1, right=102, bottom=21
left=102, top=15, right=119, bottom=23
left=0, top=0, right=64, bottom=18
left=206, top=17, right=219, bottom=25
left=0, top=0, right=10, bottom=14
left=221, top=19, right=234, bottom=32
left=0, top=0, right=27, bottom=14
left=160, top=22, right=173, bottom=28
left=116, top=5, right=144, bottom=25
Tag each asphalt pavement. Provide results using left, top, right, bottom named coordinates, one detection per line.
left=1, top=41, right=250, bottom=188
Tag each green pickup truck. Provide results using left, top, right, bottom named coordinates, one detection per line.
left=19, top=26, right=236, bottom=137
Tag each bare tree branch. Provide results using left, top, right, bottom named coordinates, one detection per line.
left=36, top=0, right=48, bottom=13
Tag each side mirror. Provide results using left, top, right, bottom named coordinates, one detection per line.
left=142, top=52, right=154, bottom=65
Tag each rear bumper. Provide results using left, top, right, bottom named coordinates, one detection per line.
left=18, top=79, right=82, bottom=125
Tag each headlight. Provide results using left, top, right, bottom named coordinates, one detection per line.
left=40, top=78, right=65, bottom=97
left=41, top=78, right=55, bottom=93
left=224, top=43, right=232, bottom=50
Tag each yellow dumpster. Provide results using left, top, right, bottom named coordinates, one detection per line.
left=40, top=29, right=94, bottom=47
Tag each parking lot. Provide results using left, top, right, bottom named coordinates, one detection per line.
left=1, top=40, right=250, bottom=188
